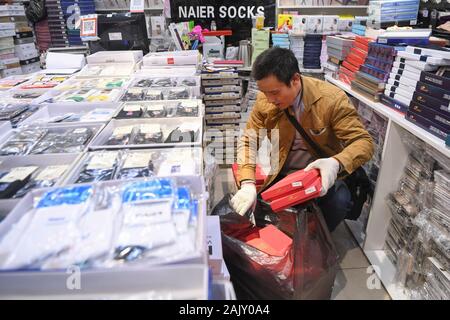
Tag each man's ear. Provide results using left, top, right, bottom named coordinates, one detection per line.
left=291, top=73, right=301, bottom=86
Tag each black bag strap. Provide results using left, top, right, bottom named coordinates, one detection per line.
left=283, top=109, right=328, bottom=159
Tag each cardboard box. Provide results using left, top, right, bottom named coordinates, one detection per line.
left=261, top=169, right=320, bottom=202
left=206, top=215, right=223, bottom=275
left=269, top=177, right=322, bottom=212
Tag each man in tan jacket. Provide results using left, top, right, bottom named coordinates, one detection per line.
left=231, top=47, right=374, bottom=232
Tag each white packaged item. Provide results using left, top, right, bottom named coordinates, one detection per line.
left=307, top=16, right=323, bottom=34
left=86, top=50, right=143, bottom=64
left=292, top=15, right=307, bottom=34
left=323, top=16, right=339, bottom=33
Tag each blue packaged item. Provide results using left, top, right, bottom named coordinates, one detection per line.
left=36, top=185, right=93, bottom=208
left=122, top=178, right=174, bottom=203
left=174, top=187, right=191, bottom=211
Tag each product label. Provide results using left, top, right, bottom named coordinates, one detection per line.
left=291, top=181, right=303, bottom=187
left=140, top=124, right=161, bottom=134
left=304, top=186, right=317, bottom=195
left=123, top=105, right=142, bottom=112
left=0, top=166, right=39, bottom=182
left=123, top=152, right=153, bottom=169
left=36, top=165, right=68, bottom=181
left=87, top=152, right=117, bottom=170
left=146, top=104, right=165, bottom=111
left=112, top=125, right=134, bottom=136
left=124, top=201, right=173, bottom=225
left=109, top=32, right=122, bottom=41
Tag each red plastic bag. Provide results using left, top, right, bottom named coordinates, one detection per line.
left=212, top=196, right=338, bottom=300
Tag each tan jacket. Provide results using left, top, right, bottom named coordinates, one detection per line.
left=237, top=76, right=374, bottom=191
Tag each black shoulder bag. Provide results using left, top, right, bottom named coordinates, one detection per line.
left=283, top=109, right=371, bottom=221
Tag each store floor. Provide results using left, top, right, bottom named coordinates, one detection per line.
left=212, top=168, right=391, bottom=300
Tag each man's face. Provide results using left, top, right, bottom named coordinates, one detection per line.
left=257, top=74, right=301, bottom=110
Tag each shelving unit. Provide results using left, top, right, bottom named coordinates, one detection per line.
left=95, top=8, right=163, bottom=12
left=278, top=5, right=368, bottom=9
left=325, top=75, right=450, bottom=300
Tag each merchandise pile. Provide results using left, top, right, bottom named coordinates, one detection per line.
left=339, top=36, right=373, bottom=85
left=324, top=35, right=354, bottom=79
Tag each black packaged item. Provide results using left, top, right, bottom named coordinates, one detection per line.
left=0, top=104, right=29, bottom=121
left=12, top=91, right=42, bottom=100
left=176, top=101, right=198, bottom=117
left=75, top=152, right=119, bottom=184
left=116, top=104, right=143, bottom=119
left=144, top=89, right=164, bottom=101
left=167, top=88, right=189, bottom=100
left=116, top=151, right=156, bottom=180
left=30, top=127, right=94, bottom=154
left=151, top=78, right=174, bottom=87
left=9, top=106, right=40, bottom=127
left=106, top=125, right=134, bottom=146
left=145, top=104, right=167, bottom=118
left=0, top=129, right=47, bottom=156
left=416, top=81, right=450, bottom=103
left=0, top=166, right=38, bottom=199
left=122, top=88, right=144, bottom=101
left=179, top=78, right=197, bottom=87
left=165, top=125, right=198, bottom=143
left=412, top=92, right=450, bottom=116
left=134, top=78, right=153, bottom=87
left=13, top=165, right=68, bottom=198
left=132, top=124, right=164, bottom=145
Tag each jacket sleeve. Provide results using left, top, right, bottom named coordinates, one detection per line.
left=236, top=94, right=267, bottom=186
left=330, top=91, right=375, bottom=174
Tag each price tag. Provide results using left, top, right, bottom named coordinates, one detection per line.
left=0, top=166, right=38, bottom=182
left=109, top=32, right=122, bottom=41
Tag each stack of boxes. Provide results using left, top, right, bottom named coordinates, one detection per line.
left=367, top=0, right=420, bottom=28
left=324, top=35, right=354, bottom=79
left=289, top=34, right=304, bottom=69
left=202, top=67, right=242, bottom=165
left=303, top=34, right=322, bottom=70
left=396, top=46, right=450, bottom=141
left=339, top=36, right=372, bottom=85
left=45, top=0, right=69, bottom=47
left=352, top=42, right=397, bottom=102
left=0, top=4, right=39, bottom=78
left=61, top=0, right=96, bottom=46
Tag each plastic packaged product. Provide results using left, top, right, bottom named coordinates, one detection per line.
left=116, top=151, right=155, bottom=180
left=145, top=104, right=167, bottom=118
left=0, top=185, right=93, bottom=270
left=13, top=165, right=69, bottom=198
left=75, top=151, right=119, bottom=184
left=167, top=88, right=189, bottom=100
left=0, top=166, right=38, bottom=199
left=106, top=125, right=134, bottom=146
left=30, top=127, right=94, bottom=154
left=114, top=179, right=177, bottom=262
left=179, top=77, right=198, bottom=87
left=150, top=77, right=174, bottom=87
left=79, top=108, right=114, bottom=122
left=173, top=187, right=192, bottom=234
left=87, top=89, right=120, bottom=102
left=132, top=124, right=164, bottom=145
left=165, top=123, right=199, bottom=143
left=122, top=88, right=144, bottom=101
left=134, top=78, right=153, bottom=87
left=144, top=89, right=164, bottom=101
left=11, top=91, right=43, bottom=101
left=117, top=104, right=144, bottom=119
left=56, top=89, right=95, bottom=103
left=9, top=105, right=40, bottom=127
left=0, top=128, right=47, bottom=156
left=0, top=104, right=28, bottom=121
left=176, top=101, right=198, bottom=117
left=101, top=78, right=126, bottom=89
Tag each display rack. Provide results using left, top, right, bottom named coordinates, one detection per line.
left=325, top=75, right=450, bottom=300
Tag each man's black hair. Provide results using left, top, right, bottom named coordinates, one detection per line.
left=252, top=47, right=300, bottom=86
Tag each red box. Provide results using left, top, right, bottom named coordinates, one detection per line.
left=346, top=52, right=365, bottom=67
left=350, top=47, right=368, bottom=61
left=354, top=41, right=369, bottom=54
left=232, top=163, right=267, bottom=186
left=355, top=36, right=372, bottom=46
left=261, top=169, right=320, bottom=202
left=269, top=177, right=322, bottom=212
left=342, top=60, right=359, bottom=73
left=246, top=224, right=292, bottom=256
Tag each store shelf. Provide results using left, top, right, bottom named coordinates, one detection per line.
left=325, top=75, right=450, bottom=158
left=300, top=67, right=324, bottom=74
left=364, top=250, right=409, bottom=300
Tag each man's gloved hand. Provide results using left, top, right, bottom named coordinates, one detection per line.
left=304, top=158, right=340, bottom=196
left=230, top=181, right=257, bottom=216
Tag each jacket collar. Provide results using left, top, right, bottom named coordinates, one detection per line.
left=286, top=75, right=321, bottom=116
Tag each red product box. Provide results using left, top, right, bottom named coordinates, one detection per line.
left=346, top=52, right=365, bottom=67
left=246, top=224, right=293, bottom=256
left=261, top=169, right=320, bottom=202
left=342, top=60, right=359, bottom=73
left=354, top=41, right=369, bottom=54
left=269, top=177, right=322, bottom=212
left=339, top=73, right=352, bottom=85
left=232, top=163, right=267, bottom=186
left=355, top=36, right=372, bottom=46
left=351, top=47, right=368, bottom=61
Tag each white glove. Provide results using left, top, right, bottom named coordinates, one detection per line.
left=304, top=158, right=340, bottom=197
left=230, top=182, right=257, bottom=216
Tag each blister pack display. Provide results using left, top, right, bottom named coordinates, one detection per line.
left=0, top=128, right=47, bottom=156
left=121, top=87, right=195, bottom=102
left=0, top=177, right=202, bottom=270
left=28, top=127, right=95, bottom=154
left=13, top=165, right=69, bottom=198
left=75, top=151, right=120, bottom=184
left=131, top=76, right=199, bottom=88
left=117, top=100, right=200, bottom=119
